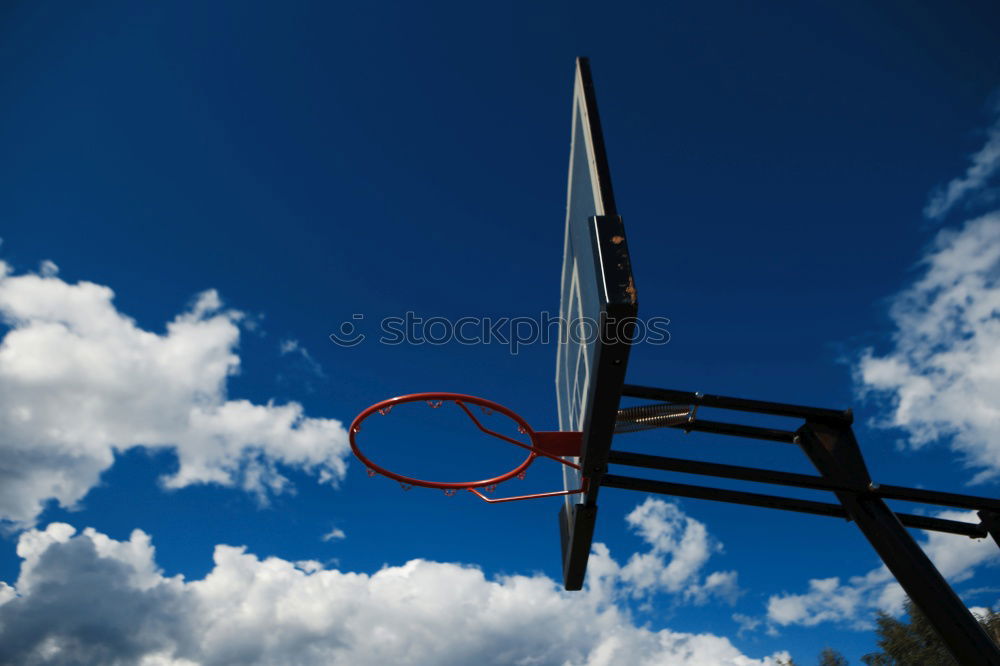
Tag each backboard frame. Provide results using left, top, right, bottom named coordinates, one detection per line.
left=556, top=57, right=638, bottom=590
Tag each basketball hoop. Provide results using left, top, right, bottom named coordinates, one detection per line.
left=349, top=392, right=587, bottom=503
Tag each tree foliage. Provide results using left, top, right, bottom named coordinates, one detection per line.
left=860, top=598, right=1000, bottom=665
left=773, top=599, right=1000, bottom=665
left=818, top=647, right=848, bottom=666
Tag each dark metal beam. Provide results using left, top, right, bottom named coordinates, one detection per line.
left=796, top=422, right=1000, bottom=664
left=558, top=503, right=596, bottom=591
left=602, top=473, right=845, bottom=516
left=875, top=483, right=1000, bottom=513
left=600, top=474, right=986, bottom=538
left=608, top=449, right=848, bottom=492
left=978, top=510, right=1000, bottom=550
left=608, top=385, right=999, bottom=662
left=622, top=384, right=851, bottom=423
left=608, top=450, right=1000, bottom=515
left=900, top=513, right=987, bottom=537
left=677, top=418, right=798, bottom=443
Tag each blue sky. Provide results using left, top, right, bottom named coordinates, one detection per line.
left=1, top=1, right=1000, bottom=663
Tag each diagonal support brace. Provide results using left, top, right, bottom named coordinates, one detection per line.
left=796, top=421, right=1000, bottom=665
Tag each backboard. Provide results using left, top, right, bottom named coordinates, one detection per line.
left=555, top=57, right=637, bottom=590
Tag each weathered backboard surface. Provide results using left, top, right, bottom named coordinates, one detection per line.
left=555, top=57, right=637, bottom=590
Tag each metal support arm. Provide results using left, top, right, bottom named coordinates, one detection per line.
left=795, top=422, right=999, bottom=664
left=605, top=385, right=1000, bottom=662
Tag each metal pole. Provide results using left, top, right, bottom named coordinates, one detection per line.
left=606, top=450, right=998, bottom=535
left=622, top=384, right=852, bottom=423
left=797, top=422, right=1000, bottom=664
left=601, top=473, right=847, bottom=517
left=600, top=473, right=985, bottom=538
left=875, top=483, right=1000, bottom=513
left=672, top=418, right=798, bottom=443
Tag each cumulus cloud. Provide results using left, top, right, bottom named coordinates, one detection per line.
left=0, top=523, right=789, bottom=666
left=924, top=115, right=1000, bottom=220
left=764, top=510, right=999, bottom=630
left=599, top=498, right=741, bottom=606
left=857, top=212, right=1000, bottom=480
left=767, top=575, right=876, bottom=630
left=0, top=262, right=349, bottom=525
left=859, top=109, right=1000, bottom=481
left=774, top=102, right=1000, bottom=639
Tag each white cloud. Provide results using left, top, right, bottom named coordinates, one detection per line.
left=693, top=570, right=742, bottom=606
left=924, top=116, right=1000, bottom=219
left=321, top=527, right=346, bottom=542
left=612, top=498, right=740, bottom=606
left=732, top=613, right=762, bottom=638
left=857, top=212, right=1000, bottom=481
left=278, top=337, right=325, bottom=379
left=38, top=260, right=59, bottom=278
left=0, top=522, right=789, bottom=666
left=861, top=111, right=1000, bottom=481
left=765, top=510, right=999, bottom=630
left=767, top=576, right=870, bottom=629
left=0, top=263, right=350, bottom=525
left=971, top=605, right=1000, bottom=622
left=802, top=107, right=1000, bottom=637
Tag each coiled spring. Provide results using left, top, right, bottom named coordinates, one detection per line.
left=615, top=403, right=693, bottom=434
